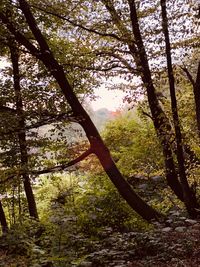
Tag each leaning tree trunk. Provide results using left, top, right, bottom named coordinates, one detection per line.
left=10, top=44, right=39, bottom=220
left=0, top=0, right=165, bottom=222
left=0, top=200, right=8, bottom=234
left=160, top=0, right=199, bottom=217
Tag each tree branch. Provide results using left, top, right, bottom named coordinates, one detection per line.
left=0, top=148, right=93, bottom=184
left=64, top=62, right=122, bottom=72
left=101, top=0, right=133, bottom=44
left=0, top=111, right=78, bottom=137
left=141, top=110, right=153, bottom=120
left=30, top=4, right=122, bottom=42
left=34, top=148, right=92, bottom=175
left=95, top=51, right=138, bottom=74
left=0, top=12, right=40, bottom=57
left=181, top=65, right=195, bottom=87
left=0, top=105, right=17, bottom=114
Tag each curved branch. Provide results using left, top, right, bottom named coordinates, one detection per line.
left=33, top=148, right=93, bottom=175
left=0, top=12, right=39, bottom=57
left=95, top=51, right=138, bottom=74
left=181, top=65, right=195, bottom=87
left=0, top=148, right=93, bottom=184
left=0, top=111, right=78, bottom=137
left=30, top=4, right=122, bottom=42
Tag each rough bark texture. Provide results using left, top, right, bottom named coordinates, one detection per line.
left=160, top=0, right=199, bottom=217
left=10, top=44, right=39, bottom=219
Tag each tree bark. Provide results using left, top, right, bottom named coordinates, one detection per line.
left=10, top=43, right=39, bottom=219
left=160, top=0, right=199, bottom=217
left=0, top=200, right=8, bottom=233
left=194, top=61, right=200, bottom=139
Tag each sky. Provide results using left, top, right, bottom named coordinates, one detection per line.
left=90, top=86, right=126, bottom=111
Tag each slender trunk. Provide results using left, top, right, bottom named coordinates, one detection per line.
left=18, top=180, right=22, bottom=222
left=15, top=0, right=164, bottom=222
left=10, top=44, right=39, bottom=219
left=194, top=61, right=200, bottom=139
left=128, top=0, right=184, bottom=201
left=181, top=61, right=200, bottom=140
left=12, top=186, right=16, bottom=224
left=0, top=200, right=8, bottom=234
left=160, top=0, right=199, bottom=217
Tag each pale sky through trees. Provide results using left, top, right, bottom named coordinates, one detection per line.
left=90, top=86, right=126, bottom=111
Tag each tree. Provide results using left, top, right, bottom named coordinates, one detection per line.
left=181, top=60, right=200, bottom=140
left=50, top=0, right=199, bottom=212
left=127, top=0, right=184, bottom=201
left=9, top=43, right=38, bottom=219
left=0, top=11, right=99, bottom=221
left=192, top=62, right=200, bottom=139
left=27, top=0, right=188, bottom=201
left=160, top=0, right=199, bottom=216
left=0, top=200, right=8, bottom=233
left=0, top=0, right=162, bottom=222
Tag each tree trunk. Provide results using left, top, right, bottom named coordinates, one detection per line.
left=193, top=61, right=200, bottom=139
left=180, top=61, right=200, bottom=140
left=0, top=200, right=8, bottom=234
left=94, top=140, right=162, bottom=220
left=10, top=44, right=39, bottom=219
left=160, top=0, right=199, bottom=217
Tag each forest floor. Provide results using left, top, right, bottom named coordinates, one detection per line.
left=0, top=213, right=200, bottom=267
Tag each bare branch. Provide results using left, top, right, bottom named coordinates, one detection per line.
left=0, top=148, right=92, bottom=184
left=141, top=110, right=153, bottom=120
left=0, top=111, right=78, bottom=137
left=34, top=148, right=92, bottom=175
left=63, top=62, right=122, bottom=72
left=181, top=65, right=195, bottom=87
left=0, top=105, right=17, bottom=114
left=95, top=51, right=138, bottom=74
left=30, top=4, right=122, bottom=42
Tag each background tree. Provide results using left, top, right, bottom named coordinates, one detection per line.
left=160, top=0, right=198, bottom=216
